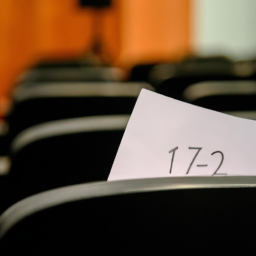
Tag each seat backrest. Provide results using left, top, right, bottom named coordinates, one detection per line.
left=20, top=67, right=123, bottom=83
left=157, top=75, right=256, bottom=100
left=1, top=115, right=128, bottom=213
left=129, top=56, right=238, bottom=87
left=7, top=82, right=152, bottom=141
left=1, top=176, right=256, bottom=255
left=183, top=80, right=256, bottom=112
left=129, top=63, right=158, bottom=83
left=148, top=56, right=235, bottom=87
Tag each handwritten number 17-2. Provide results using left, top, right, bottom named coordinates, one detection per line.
left=169, top=147, right=225, bottom=176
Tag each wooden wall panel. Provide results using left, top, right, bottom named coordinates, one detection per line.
left=0, top=0, right=95, bottom=116
left=116, top=0, right=191, bottom=68
left=98, top=0, right=122, bottom=64
left=0, top=0, right=38, bottom=116
left=36, top=0, right=95, bottom=59
left=0, top=0, right=192, bottom=116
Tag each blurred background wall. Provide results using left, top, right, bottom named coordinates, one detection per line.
left=193, top=0, right=256, bottom=60
left=0, top=0, right=255, bottom=117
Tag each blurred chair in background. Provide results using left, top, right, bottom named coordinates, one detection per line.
left=7, top=82, right=152, bottom=143
left=0, top=81, right=152, bottom=213
left=0, top=115, right=128, bottom=213
left=156, top=63, right=256, bottom=102
left=19, top=66, right=123, bottom=84
left=183, top=81, right=256, bottom=119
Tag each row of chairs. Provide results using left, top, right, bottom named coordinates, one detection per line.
left=1, top=57, right=256, bottom=207
left=1, top=57, right=256, bottom=254
left=0, top=62, right=153, bottom=213
left=131, top=56, right=256, bottom=119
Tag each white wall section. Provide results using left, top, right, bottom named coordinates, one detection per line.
left=192, top=0, right=256, bottom=60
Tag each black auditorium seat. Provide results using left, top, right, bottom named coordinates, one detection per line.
left=129, top=63, right=158, bottom=84
left=157, top=74, right=256, bottom=101
left=1, top=176, right=256, bottom=255
left=149, top=55, right=235, bottom=86
left=183, top=80, right=256, bottom=119
left=0, top=115, right=128, bottom=213
left=19, top=66, right=124, bottom=84
left=175, top=56, right=234, bottom=76
left=152, top=57, right=256, bottom=100
left=7, top=82, right=152, bottom=142
left=130, top=55, right=239, bottom=87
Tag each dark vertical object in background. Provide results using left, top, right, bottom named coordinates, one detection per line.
left=79, top=0, right=112, bottom=64
left=79, top=0, right=112, bottom=8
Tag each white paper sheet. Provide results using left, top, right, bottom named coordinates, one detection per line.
left=108, top=89, right=256, bottom=181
